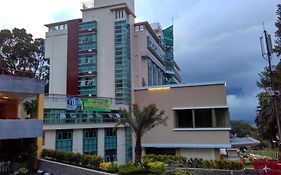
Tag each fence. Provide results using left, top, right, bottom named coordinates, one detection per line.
left=251, top=150, right=279, bottom=160
left=0, top=161, right=11, bottom=174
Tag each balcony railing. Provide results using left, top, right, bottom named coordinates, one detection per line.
left=45, top=94, right=130, bottom=110
left=0, top=68, right=47, bottom=80
left=0, top=161, right=11, bottom=174
left=82, top=1, right=95, bottom=9
left=44, top=112, right=121, bottom=125
left=0, top=119, right=43, bottom=139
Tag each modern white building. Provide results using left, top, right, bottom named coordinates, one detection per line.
left=43, top=0, right=231, bottom=163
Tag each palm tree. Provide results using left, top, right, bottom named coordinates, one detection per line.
left=117, top=104, right=167, bottom=163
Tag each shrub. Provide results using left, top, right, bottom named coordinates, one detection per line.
left=147, top=161, right=166, bottom=174
left=18, top=167, right=29, bottom=175
left=164, top=169, right=190, bottom=175
left=99, top=161, right=119, bottom=173
left=118, top=163, right=149, bottom=175
left=143, top=154, right=187, bottom=167
left=41, top=149, right=102, bottom=169
left=187, top=158, right=244, bottom=170
left=202, top=160, right=217, bottom=169
left=187, top=158, right=204, bottom=168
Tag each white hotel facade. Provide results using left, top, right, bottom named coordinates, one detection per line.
left=43, top=0, right=231, bottom=164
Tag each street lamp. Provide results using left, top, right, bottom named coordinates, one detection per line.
left=260, top=29, right=281, bottom=158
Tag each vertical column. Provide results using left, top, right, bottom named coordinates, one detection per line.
left=98, top=128, right=105, bottom=158
left=37, top=94, right=44, bottom=158
left=73, top=129, right=83, bottom=153
left=212, top=109, right=217, bottom=128
left=192, top=110, right=196, bottom=128
left=132, top=133, right=136, bottom=162
left=44, top=130, right=56, bottom=150
left=117, top=128, right=126, bottom=164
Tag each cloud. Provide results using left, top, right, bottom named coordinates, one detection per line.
left=0, top=0, right=279, bottom=121
left=0, top=0, right=82, bottom=38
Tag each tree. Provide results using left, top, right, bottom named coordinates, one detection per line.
left=256, top=61, right=281, bottom=148
left=275, top=4, right=281, bottom=56
left=0, top=28, right=49, bottom=87
left=231, top=120, right=256, bottom=137
left=117, top=104, right=167, bottom=163
left=23, top=100, right=37, bottom=118
left=256, top=92, right=277, bottom=149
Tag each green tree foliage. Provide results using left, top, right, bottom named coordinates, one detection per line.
left=256, top=92, right=277, bottom=148
left=275, top=4, right=281, bottom=56
left=230, top=120, right=256, bottom=137
left=0, top=28, right=49, bottom=86
left=256, top=59, right=281, bottom=148
left=117, top=104, right=167, bottom=163
left=23, top=100, right=37, bottom=118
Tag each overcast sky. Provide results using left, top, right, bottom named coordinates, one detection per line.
left=0, top=0, right=279, bottom=122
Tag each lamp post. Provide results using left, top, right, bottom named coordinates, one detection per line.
left=260, top=29, right=281, bottom=158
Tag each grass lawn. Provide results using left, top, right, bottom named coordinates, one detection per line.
left=251, top=149, right=279, bottom=159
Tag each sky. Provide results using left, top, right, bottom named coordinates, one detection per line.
left=0, top=0, right=279, bottom=122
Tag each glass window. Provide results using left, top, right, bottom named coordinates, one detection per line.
left=195, top=109, right=212, bottom=128
left=79, top=21, right=97, bottom=31
left=83, top=129, right=98, bottom=155
left=114, top=21, right=131, bottom=101
left=56, top=130, right=73, bottom=152
left=125, top=128, right=132, bottom=162
left=175, top=109, right=215, bottom=128
left=104, top=128, right=117, bottom=162
left=175, top=110, right=193, bottom=128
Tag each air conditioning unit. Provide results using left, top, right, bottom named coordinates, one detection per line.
left=88, top=49, right=92, bottom=52
left=88, top=28, right=93, bottom=31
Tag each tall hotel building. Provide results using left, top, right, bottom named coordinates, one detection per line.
left=43, top=0, right=231, bottom=163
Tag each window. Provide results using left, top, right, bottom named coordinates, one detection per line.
left=174, top=108, right=228, bottom=128
left=83, top=129, right=98, bottom=154
left=56, top=130, right=73, bottom=152
left=79, top=54, right=97, bottom=73
left=79, top=21, right=97, bottom=30
left=43, top=131, right=45, bottom=145
left=104, top=128, right=117, bottom=162
left=175, top=110, right=193, bottom=128
left=153, top=64, right=157, bottom=85
left=114, top=21, right=131, bottom=101
left=78, top=76, right=97, bottom=95
left=147, top=59, right=153, bottom=86
left=215, top=108, right=229, bottom=127
left=195, top=109, right=212, bottom=128
left=79, top=33, right=97, bottom=51
left=125, top=128, right=133, bottom=162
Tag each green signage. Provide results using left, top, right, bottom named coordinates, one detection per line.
left=81, top=98, right=112, bottom=112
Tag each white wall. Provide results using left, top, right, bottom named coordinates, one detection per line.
left=44, top=130, right=56, bottom=150
left=117, top=128, right=126, bottom=164
left=94, top=0, right=135, bottom=12
left=82, top=8, right=115, bottom=98
left=73, top=129, right=83, bottom=153
left=180, top=148, right=216, bottom=160
left=45, top=30, right=68, bottom=95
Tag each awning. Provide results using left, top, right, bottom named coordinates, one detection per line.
left=230, top=136, right=260, bottom=147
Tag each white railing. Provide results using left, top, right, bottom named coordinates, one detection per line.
left=82, top=0, right=95, bottom=9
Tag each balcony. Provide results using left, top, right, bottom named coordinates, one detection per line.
left=44, top=112, right=121, bottom=125
left=45, top=94, right=130, bottom=111
left=0, top=119, right=43, bottom=140
left=0, top=73, right=44, bottom=94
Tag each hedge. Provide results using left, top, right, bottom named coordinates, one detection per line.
left=41, top=149, right=102, bottom=169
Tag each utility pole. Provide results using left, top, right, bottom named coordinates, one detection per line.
left=260, top=29, right=281, bottom=158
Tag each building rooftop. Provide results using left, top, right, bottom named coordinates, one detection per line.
left=134, top=81, right=226, bottom=91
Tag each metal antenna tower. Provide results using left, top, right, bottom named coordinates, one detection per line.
left=260, top=28, right=281, bottom=157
